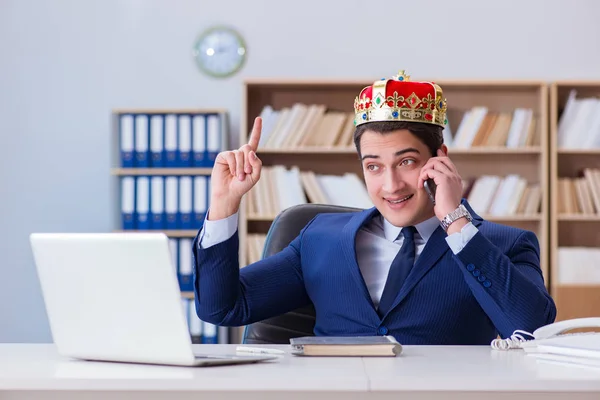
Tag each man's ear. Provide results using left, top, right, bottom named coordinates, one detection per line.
left=440, top=144, right=448, bottom=156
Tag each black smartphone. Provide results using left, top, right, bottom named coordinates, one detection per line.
left=424, top=179, right=437, bottom=205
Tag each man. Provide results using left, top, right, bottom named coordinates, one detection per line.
left=192, top=70, right=556, bottom=345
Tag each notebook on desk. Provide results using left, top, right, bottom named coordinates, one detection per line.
left=290, top=335, right=402, bottom=357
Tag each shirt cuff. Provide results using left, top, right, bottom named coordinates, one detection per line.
left=445, top=221, right=478, bottom=254
left=198, top=210, right=239, bottom=249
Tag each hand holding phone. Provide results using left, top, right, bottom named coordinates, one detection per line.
left=419, top=149, right=464, bottom=223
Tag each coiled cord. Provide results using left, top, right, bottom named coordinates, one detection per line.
left=490, top=330, right=535, bottom=350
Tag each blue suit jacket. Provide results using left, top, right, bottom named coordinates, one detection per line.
left=193, top=200, right=556, bottom=345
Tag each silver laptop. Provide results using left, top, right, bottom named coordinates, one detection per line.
left=30, top=232, right=277, bottom=367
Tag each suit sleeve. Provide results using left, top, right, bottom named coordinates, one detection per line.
left=452, top=229, right=557, bottom=338
left=192, top=224, right=311, bottom=327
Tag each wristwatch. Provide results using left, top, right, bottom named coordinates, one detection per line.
left=440, top=204, right=473, bottom=232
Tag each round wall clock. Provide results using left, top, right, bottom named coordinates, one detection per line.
left=193, top=26, right=247, bottom=78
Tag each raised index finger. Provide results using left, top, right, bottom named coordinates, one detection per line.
left=247, top=117, right=262, bottom=151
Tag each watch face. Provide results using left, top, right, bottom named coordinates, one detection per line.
left=193, top=26, right=246, bottom=78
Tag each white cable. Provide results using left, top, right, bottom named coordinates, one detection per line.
left=490, top=330, right=534, bottom=350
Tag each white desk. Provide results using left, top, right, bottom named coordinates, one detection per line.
left=0, top=344, right=599, bottom=400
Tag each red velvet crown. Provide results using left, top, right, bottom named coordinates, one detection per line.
left=354, top=70, right=447, bottom=127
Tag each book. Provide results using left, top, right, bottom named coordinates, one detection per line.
left=289, top=335, right=402, bottom=357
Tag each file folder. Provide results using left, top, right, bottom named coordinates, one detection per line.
left=135, top=114, right=149, bottom=167
left=206, top=114, right=221, bottom=166
left=203, top=321, right=218, bottom=344
left=188, top=299, right=203, bottom=344
left=193, top=176, right=208, bottom=228
left=164, top=114, right=178, bottom=168
left=192, top=114, right=207, bottom=167
left=150, top=115, right=165, bottom=168
left=168, top=238, right=179, bottom=276
left=135, top=176, right=150, bottom=230
left=150, top=176, right=165, bottom=230
left=119, top=115, right=135, bottom=168
left=178, top=239, right=193, bottom=292
left=121, top=176, right=136, bottom=229
left=165, top=176, right=179, bottom=229
left=178, top=115, right=192, bottom=167
left=179, top=176, right=193, bottom=229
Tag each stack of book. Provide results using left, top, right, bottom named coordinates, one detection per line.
left=430, top=106, right=537, bottom=148
left=557, top=90, right=600, bottom=149
left=247, top=166, right=373, bottom=218
left=556, top=168, right=600, bottom=215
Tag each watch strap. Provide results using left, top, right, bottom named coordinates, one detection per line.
left=441, top=204, right=472, bottom=231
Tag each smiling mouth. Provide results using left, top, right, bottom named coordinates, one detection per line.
left=387, top=194, right=413, bottom=204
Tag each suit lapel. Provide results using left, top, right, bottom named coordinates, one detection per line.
left=382, top=199, right=484, bottom=317
left=340, top=207, right=380, bottom=312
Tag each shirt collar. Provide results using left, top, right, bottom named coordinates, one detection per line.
left=382, top=214, right=440, bottom=243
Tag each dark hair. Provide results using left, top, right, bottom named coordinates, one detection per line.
left=353, top=121, right=444, bottom=158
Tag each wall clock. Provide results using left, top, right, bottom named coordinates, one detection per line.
left=193, top=26, right=247, bottom=78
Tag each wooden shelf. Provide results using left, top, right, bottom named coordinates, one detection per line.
left=111, top=109, right=232, bottom=343
left=257, top=146, right=542, bottom=155
left=550, top=81, right=600, bottom=321
left=448, top=147, right=542, bottom=155
left=111, top=168, right=212, bottom=176
left=240, top=78, right=549, bottom=284
left=557, top=149, right=600, bottom=155
left=243, top=77, right=547, bottom=87
left=558, top=214, right=600, bottom=222
left=554, top=285, right=600, bottom=321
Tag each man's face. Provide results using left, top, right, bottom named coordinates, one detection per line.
left=360, top=129, right=441, bottom=227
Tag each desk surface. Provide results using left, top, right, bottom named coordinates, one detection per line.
left=1, top=344, right=600, bottom=400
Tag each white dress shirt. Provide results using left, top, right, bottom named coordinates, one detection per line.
left=199, top=210, right=478, bottom=306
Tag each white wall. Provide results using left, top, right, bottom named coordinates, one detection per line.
left=1, top=0, right=600, bottom=343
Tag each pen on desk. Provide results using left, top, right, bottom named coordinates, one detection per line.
left=236, top=346, right=285, bottom=355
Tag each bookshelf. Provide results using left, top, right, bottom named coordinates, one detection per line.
left=239, top=78, right=549, bottom=289
left=111, top=108, right=229, bottom=343
left=550, top=82, right=600, bottom=321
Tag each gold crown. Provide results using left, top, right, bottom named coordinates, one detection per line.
left=353, top=70, right=448, bottom=127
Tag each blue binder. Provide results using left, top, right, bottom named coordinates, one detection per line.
left=179, top=176, right=193, bottom=230
left=178, top=115, right=192, bottom=167
left=135, top=114, right=149, bottom=167
left=202, top=322, right=218, bottom=344
left=178, top=239, right=193, bottom=292
left=206, top=114, right=221, bottom=167
left=135, top=176, right=151, bottom=230
left=193, top=176, right=208, bottom=228
left=121, top=176, right=136, bottom=230
left=164, top=114, right=178, bottom=168
left=150, top=115, right=165, bottom=168
left=192, top=114, right=207, bottom=167
left=165, top=176, right=179, bottom=230
left=150, top=176, right=165, bottom=230
left=119, top=114, right=135, bottom=168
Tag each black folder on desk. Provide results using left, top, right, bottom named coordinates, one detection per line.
left=290, top=335, right=402, bottom=357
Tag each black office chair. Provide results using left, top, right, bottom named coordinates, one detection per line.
left=242, top=203, right=362, bottom=345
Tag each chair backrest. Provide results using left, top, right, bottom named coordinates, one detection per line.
left=242, top=203, right=362, bottom=344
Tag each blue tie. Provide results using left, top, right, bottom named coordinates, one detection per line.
left=378, top=226, right=417, bottom=318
